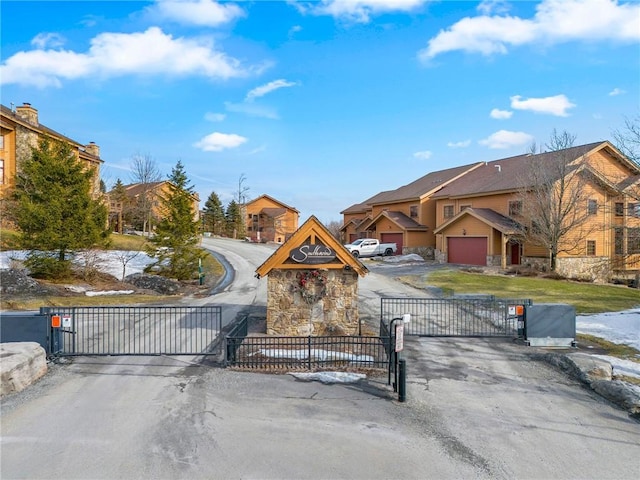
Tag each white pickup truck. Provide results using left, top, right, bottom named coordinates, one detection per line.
left=344, top=238, right=397, bottom=257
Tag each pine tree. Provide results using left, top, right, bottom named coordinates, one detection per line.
left=225, top=200, right=246, bottom=239
left=13, top=137, right=109, bottom=278
left=202, top=191, right=225, bottom=235
left=109, top=178, right=128, bottom=233
left=146, top=160, right=202, bottom=280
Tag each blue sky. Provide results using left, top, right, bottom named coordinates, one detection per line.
left=1, top=0, right=638, bottom=224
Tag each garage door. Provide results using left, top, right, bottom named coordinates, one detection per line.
left=381, top=233, right=403, bottom=255
left=447, top=237, right=487, bottom=266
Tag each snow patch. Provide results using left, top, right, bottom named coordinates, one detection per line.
left=289, top=372, right=367, bottom=384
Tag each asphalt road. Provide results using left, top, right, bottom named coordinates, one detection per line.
left=1, top=240, right=638, bottom=480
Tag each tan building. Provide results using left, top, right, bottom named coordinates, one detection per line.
left=0, top=103, right=103, bottom=199
left=342, top=141, right=640, bottom=281
left=107, top=181, right=200, bottom=233
left=244, top=194, right=299, bottom=243
left=340, top=164, right=482, bottom=254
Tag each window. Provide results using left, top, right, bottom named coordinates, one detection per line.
left=443, top=205, right=454, bottom=219
left=615, top=203, right=624, bottom=217
left=410, top=205, right=418, bottom=218
left=586, top=240, right=596, bottom=256
left=508, top=200, right=522, bottom=217
left=531, top=221, right=542, bottom=235
left=460, top=205, right=471, bottom=212
left=629, top=203, right=640, bottom=218
left=628, top=228, right=640, bottom=254
left=614, top=227, right=624, bottom=255
left=0, top=159, right=3, bottom=185
left=587, top=199, right=598, bottom=215
left=0, top=135, right=4, bottom=149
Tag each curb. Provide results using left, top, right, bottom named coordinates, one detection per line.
left=533, top=351, right=640, bottom=419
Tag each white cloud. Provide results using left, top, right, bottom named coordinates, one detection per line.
left=302, top=0, right=427, bottom=23
left=608, top=87, right=626, bottom=96
left=0, top=27, right=250, bottom=88
left=224, top=101, right=279, bottom=119
left=289, top=25, right=303, bottom=38
left=245, top=79, right=298, bottom=102
left=510, top=94, right=575, bottom=116
left=413, top=150, right=432, bottom=160
left=479, top=130, right=534, bottom=149
left=31, top=33, right=66, bottom=49
left=447, top=140, right=471, bottom=148
left=204, top=112, right=226, bottom=122
left=149, top=0, right=245, bottom=26
left=193, top=132, right=247, bottom=152
left=490, top=108, right=513, bottom=119
left=477, top=0, right=511, bottom=16
left=419, top=0, right=640, bottom=61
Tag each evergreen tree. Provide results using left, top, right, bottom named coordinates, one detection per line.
left=146, top=160, right=202, bottom=280
left=202, top=191, right=225, bottom=235
left=13, top=137, right=109, bottom=278
left=225, top=200, right=245, bottom=239
left=109, top=178, right=128, bottom=233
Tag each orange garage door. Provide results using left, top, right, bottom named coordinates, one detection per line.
left=447, top=237, right=487, bottom=266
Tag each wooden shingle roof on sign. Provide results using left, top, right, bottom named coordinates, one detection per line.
left=256, top=216, right=368, bottom=278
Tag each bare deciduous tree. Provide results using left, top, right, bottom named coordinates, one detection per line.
left=516, top=130, right=604, bottom=271
left=613, top=114, right=640, bottom=165
left=324, top=220, right=344, bottom=242
left=129, top=153, right=162, bottom=235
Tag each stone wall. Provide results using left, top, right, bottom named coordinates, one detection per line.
left=266, top=268, right=360, bottom=336
left=556, top=256, right=611, bottom=283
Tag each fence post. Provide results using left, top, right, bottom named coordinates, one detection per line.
left=398, top=359, right=406, bottom=402
left=307, top=336, right=312, bottom=370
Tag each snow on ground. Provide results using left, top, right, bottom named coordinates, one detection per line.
left=577, top=309, right=640, bottom=351
left=0, top=250, right=154, bottom=280
left=289, top=372, right=367, bottom=384
left=2, top=250, right=639, bottom=377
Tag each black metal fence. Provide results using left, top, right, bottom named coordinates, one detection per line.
left=42, top=306, right=223, bottom=356
left=381, top=297, right=531, bottom=338
left=225, top=319, right=389, bottom=371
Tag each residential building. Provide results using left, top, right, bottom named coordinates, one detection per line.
left=0, top=102, right=103, bottom=200
left=340, top=164, right=483, bottom=254
left=107, top=181, right=200, bottom=233
left=244, top=194, right=299, bottom=243
left=342, top=141, right=640, bottom=281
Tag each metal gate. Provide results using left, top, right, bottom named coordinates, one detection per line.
left=381, top=297, right=529, bottom=338
left=42, top=306, right=223, bottom=356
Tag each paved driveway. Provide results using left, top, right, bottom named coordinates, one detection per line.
left=1, top=242, right=638, bottom=480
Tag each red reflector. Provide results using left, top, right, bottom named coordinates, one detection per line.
left=51, top=315, right=61, bottom=328
left=515, top=305, right=524, bottom=316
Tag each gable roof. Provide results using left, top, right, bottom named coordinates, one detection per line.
left=434, top=207, right=523, bottom=235
left=431, top=141, right=629, bottom=200
left=256, top=215, right=368, bottom=278
left=373, top=163, right=485, bottom=205
left=1, top=103, right=103, bottom=164
left=358, top=210, right=428, bottom=232
left=245, top=194, right=299, bottom=213
left=340, top=190, right=395, bottom=214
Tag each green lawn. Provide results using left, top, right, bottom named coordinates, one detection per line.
left=399, top=269, right=640, bottom=315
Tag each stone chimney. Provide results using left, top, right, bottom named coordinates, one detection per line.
left=85, top=142, right=100, bottom=157
left=15, top=102, right=39, bottom=126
